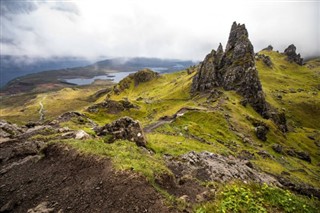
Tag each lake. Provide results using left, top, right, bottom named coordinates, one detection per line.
left=63, top=71, right=136, bottom=85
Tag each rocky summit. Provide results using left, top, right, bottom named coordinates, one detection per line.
left=284, top=44, right=303, bottom=65
left=191, top=22, right=269, bottom=118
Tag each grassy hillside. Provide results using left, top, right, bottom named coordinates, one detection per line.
left=1, top=52, right=319, bottom=212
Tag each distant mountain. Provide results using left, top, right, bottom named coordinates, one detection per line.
left=1, top=56, right=196, bottom=93
left=0, top=55, right=92, bottom=88
left=93, top=57, right=195, bottom=73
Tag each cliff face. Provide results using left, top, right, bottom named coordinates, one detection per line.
left=191, top=22, right=269, bottom=118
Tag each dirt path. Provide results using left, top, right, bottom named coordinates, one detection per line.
left=143, top=107, right=199, bottom=133
left=38, top=96, right=46, bottom=121
left=143, top=99, right=225, bottom=133
left=0, top=143, right=173, bottom=213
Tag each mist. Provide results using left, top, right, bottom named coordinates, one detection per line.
left=1, top=0, right=319, bottom=61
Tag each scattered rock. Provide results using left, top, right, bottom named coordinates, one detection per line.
left=51, top=112, right=96, bottom=127
left=238, top=150, right=255, bottom=160
left=286, top=149, right=311, bottom=163
left=272, top=144, right=283, bottom=153
left=95, top=117, right=147, bottom=147
left=166, top=151, right=279, bottom=185
left=255, top=54, right=273, bottom=67
left=284, top=44, right=303, bottom=65
left=87, top=99, right=137, bottom=114
left=256, top=150, right=273, bottom=159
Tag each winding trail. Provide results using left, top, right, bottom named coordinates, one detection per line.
left=39, top=96, right=46, bottom=121
left=143, top=98, right=225, bottom=133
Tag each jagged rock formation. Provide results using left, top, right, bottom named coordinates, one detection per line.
left=262, top=45, right=273, bottom=51
left=284, top=44, right=303, bottom=65
left=191, top=22, right=269, bottom=118
left=255, top=54, right=273, bottom=67
left=95, top=116, right=147, bottom=147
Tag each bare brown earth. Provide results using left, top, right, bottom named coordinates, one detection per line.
left=0, top=143, right=173, bottom=213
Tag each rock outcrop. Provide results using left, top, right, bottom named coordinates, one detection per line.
left=0, top=120, right=24, bottom=139
left=87, top=99, right=137, bottom=114
left=255, top=54, right=273, bottom=67
left=284, top=44, right=303, bottom=65
left=95, top=117, right=147, bottom=147
left=191, top=22, right=288, bottom=132
left=114, top=69, right=159, bottom=94
left=262, top=45, right=273, bottom=51
left=191, top=22, right=269, bottom=118
left=166, top=151, right=279, bottom=185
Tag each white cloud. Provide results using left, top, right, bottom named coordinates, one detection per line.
left=1, top=0, right=319, bottom=60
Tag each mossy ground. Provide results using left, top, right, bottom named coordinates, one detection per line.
left=1, top=52, right=320, bottom=212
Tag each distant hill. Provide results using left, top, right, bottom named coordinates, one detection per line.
left=1, top=57, right=196, bottom=94
left=0, top=55, right=92, bottom=88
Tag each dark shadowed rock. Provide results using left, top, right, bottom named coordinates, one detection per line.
left=255, top=125, right=269, bottom=141
left=262, top=45, right=273, bottom=51
left=95, top=117, right=147, bottom=147
left=286, top=149, right=311, bottom=163
left=284, top=44, right=303, bottom=65
left=277, top=176, right=320, bottom=198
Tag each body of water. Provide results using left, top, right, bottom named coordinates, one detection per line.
left=63, top=71, right=136, bottom=85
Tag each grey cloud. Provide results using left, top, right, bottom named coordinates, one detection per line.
left=0, top=0, right=319, bottom=61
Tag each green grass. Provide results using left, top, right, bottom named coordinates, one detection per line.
left=196, top=182, right=319, bottom=213
left=59, top=139, right=171, bottom=182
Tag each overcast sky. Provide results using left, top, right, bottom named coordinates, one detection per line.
left=1, top=0, right=319, bottom=60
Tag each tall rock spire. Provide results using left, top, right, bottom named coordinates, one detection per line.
left=191, top=22, right=269, bottom=118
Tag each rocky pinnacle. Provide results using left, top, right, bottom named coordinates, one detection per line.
left=191, top=22, right=269, bottom=118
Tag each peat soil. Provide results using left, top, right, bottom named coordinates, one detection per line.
left=0, top=142, right=173, bottom=213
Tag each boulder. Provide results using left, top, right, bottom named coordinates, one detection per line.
left=255, top=125, right=269, bottom=141
left=284, top=44, right=303, bottom=65
left=95, top=117, right=147, bottom=147
left=286, top=149, right=311, bottom=163
left=166, top=151, right=279, bottom=185
left=75, top=130, right=91, bottom=140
